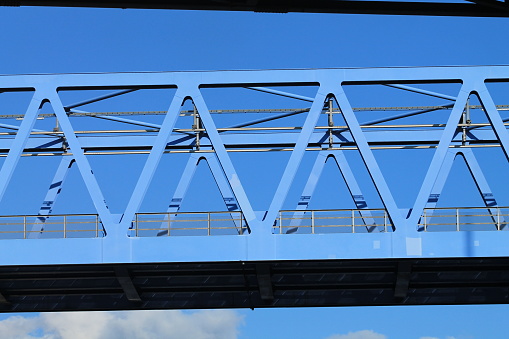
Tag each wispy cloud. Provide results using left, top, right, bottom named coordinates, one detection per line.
left=325, top=332, right=458, bottom=339
left=0, top=310, right=243, bottom=339
left=325, top=330, right=387, bottom=339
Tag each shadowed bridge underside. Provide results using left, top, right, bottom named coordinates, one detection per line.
left=4, top=0, right=509, bottom=18
left=1, top=258, right=509, bottom=312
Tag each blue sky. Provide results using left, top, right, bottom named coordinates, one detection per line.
left=1, top=5, right=509, bottom=339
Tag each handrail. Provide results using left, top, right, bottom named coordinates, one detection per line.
left=0, top=207, right=505, bottom=240
left=420, top=207, right=509, bottom=232
left=0, top=214, right=103, bottom=239
left=275, top=209, right=391, bottom=234
left=134, top=211, right=246, bottom=237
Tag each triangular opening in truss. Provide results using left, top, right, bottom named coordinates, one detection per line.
left=422, top=152, right=502, bottom=232
left=141, top=156, right=244, bottom=237
left=301, top=154, right=361, bottom=210
left=173, top=157, right=237, bottom=212
left=281, top=150, right=387, bottom=234
left=162, top=157, right=243, bottom=237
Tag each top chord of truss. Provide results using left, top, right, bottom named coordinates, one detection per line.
left=3, top=0, right=509, bottom=17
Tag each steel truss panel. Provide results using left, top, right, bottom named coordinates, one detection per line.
left=0, top=66, right=509, bottom=310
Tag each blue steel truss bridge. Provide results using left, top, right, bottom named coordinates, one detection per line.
left=1, top=66, right=509, bottom=312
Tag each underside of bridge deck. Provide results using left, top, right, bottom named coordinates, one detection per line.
left=0, top=257, right=508, bottom=312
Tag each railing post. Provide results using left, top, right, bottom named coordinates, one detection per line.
left=23, top=216, right=26, bottom=239
left=64, top=215, right=67, bottom=238
left=352, top=209, right=355, bottom=233
left=497, top=208, right=500, bottom=231
left=167, top=213, right=171, bottom=236
left=240, top=212, right=243, bottom=235
left=311, top=210, right=315, bottom=234
left=424, top=210, right=427, bottom=232
left=207, top=212, right=211, bottom=236
left=95, top=215, right=98, bottom=238
left=456, top=208, right=460, bottom=232
left=279, top=211, right=282, bottom=234
left=135, top=214, right=138, bottom=237
left=384, top=210, right=387, bottom=233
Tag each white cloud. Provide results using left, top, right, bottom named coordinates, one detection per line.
left=325, top=330, right=387, bottom=339
left=0, top=310, right=243, bottom=339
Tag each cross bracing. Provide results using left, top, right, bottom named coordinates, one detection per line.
left=1, top=66, right=509, bottom=311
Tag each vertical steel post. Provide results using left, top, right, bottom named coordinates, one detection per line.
left=456, top=208, right=460, bottom=232
left=135, top=214, right=138, bottom=237
left=279, top=211, right=282, bottom=234
left=352, top=209, right=355, bottom=233
left=462, top=97, right=469, bottom=145
left=383, top=211, right=386, bottom=232
left=497, top=208, right=500, bottom=231
left=328, top=99, right=334, bottom=149
left=193, top=104, right=200, bottom=151
left=167, top=213, right=171, bottom=236
left=423, top=210, right=427, bottom=232
left=311, top=210, right=315, bottom=234
left=23, top=216, right=26, bottom=239
left=64, top=215, right=67, bottom=238
left=207, top=212, right=211, bottom=236
left=241, top=212, right=244, bottom=234
left=95, top=215, right=98, bottom=238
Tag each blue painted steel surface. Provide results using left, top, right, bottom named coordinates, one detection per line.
left=0, top=66, right=509, bottom=269
left=30, top=156, right=74, bottom=238
left=289, top=150, right=379, bottom=234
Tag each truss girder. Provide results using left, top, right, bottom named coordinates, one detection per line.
left=0, top=66, right=508, bottom=267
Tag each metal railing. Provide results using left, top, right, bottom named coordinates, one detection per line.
left=0, top=214, right=103, bottom=239
left=133, top=211, right=246, bottom=237
left=274, top=209, right=392, bottom=234
left=420, top=207, right=509, bottom=232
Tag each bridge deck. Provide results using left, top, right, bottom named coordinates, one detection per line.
left=1, top=257, right=508, bottom=312
left=0, top=208, right=506, bottom=312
